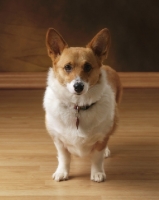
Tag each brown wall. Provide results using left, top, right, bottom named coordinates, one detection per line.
left=0, top=0, right=159, bottom=72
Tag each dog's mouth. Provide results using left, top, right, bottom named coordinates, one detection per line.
left=73, top=90, right=85, bottom=96
left=75, top=92, right=82, bottom=95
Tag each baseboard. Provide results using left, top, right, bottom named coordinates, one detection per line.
left=119, top=72, right=159, bottom=88
left=0, top=72, right=47, bottom=89
left=0, top=72, right=159, bottom=89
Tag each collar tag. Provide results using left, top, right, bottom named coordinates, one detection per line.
left=74, top=105, right=80, bottom=129
left=74, top=103, right=96, bottom=129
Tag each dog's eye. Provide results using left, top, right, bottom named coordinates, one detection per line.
left=83, top=63, right=92, bottom=72
left=64, top=64, right=72, bottom=73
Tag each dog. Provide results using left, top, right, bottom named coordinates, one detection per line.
left=43, top=28, right=122, bottom=182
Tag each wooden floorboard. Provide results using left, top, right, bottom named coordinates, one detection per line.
left=0, top=89, right=159, bottom=199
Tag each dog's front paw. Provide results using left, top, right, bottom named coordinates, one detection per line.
left=52, top=171, right=69, bottom=182
left=91, top=172, right=106, bottom=182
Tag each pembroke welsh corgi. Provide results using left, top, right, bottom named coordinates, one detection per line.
left=43, top=28, right=122, bottom=182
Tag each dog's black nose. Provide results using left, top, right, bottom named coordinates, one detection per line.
left=74, top=82, right=84, bottom=93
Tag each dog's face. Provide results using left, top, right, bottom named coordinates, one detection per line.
left=46, top=28, right=111, bottom=95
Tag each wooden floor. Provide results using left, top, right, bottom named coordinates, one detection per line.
left=0, top=89, right=159, bottom=200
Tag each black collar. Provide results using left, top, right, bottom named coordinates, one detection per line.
left=74, top=103, right=96, bottom=111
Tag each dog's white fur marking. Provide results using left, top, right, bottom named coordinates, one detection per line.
left=43, top=67, right=115, bottom=182
left=104, top=146, right=111, bottom=158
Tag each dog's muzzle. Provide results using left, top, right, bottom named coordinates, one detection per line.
left=74, top=82, right=84, bottom=94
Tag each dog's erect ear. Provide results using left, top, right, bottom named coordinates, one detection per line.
left=46, top=28, right=68, bottom=58
left=87, top=28, right=111, bottom=61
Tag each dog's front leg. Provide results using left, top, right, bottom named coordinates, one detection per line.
left=53, top=139, right=71, bottom=181
left=91, top=149, right=106, bottom=182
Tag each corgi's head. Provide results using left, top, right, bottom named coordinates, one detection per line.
left=46, top=28, right=111, bottom=95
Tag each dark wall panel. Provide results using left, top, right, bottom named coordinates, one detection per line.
left=0, top=0, right=159, bottom=72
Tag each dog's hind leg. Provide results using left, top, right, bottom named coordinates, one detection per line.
left=104, top=146, right=111, bottom=158
left=52, top=139, right=71, bottom=181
